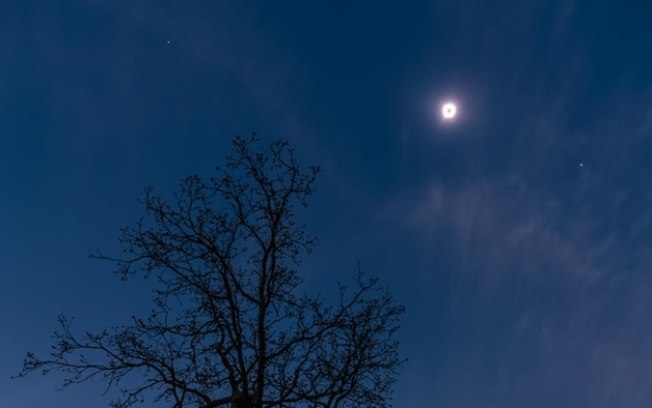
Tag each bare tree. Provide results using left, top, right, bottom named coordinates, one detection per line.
left=18, top=135, right=404, bottom=408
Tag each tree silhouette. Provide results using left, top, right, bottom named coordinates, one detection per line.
left=18, top=135, right=404, bottom=408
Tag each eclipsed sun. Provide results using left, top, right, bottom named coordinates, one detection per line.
left=441, top=102, right=457, bottom=120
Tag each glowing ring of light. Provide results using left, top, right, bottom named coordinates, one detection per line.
left=441, top=102, right=457, bottom=119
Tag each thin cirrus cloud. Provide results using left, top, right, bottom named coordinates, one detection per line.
left=398, top=178, right=616, bottom=284
left=385, top=173, right=652, bottom=406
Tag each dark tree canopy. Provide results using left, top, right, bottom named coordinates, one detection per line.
left=18, top=136, right=404, bottom=408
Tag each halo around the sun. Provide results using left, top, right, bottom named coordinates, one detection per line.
left=441, top=102, right=457, bottom=120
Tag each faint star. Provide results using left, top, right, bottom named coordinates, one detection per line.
left=167, top=40, right=171, bottom=44
left=579, top=162, right=584, bottom=167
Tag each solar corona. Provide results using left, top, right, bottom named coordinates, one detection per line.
left=441, top=102, right=457, bottom=120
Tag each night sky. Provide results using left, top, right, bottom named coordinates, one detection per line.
left=3, top=1, right=652, bottom=407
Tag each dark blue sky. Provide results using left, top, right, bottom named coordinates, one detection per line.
left=3, top=1, right=652, bottom=407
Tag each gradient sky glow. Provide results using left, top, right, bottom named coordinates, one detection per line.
left=2, top=1, right=652, bottom=407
